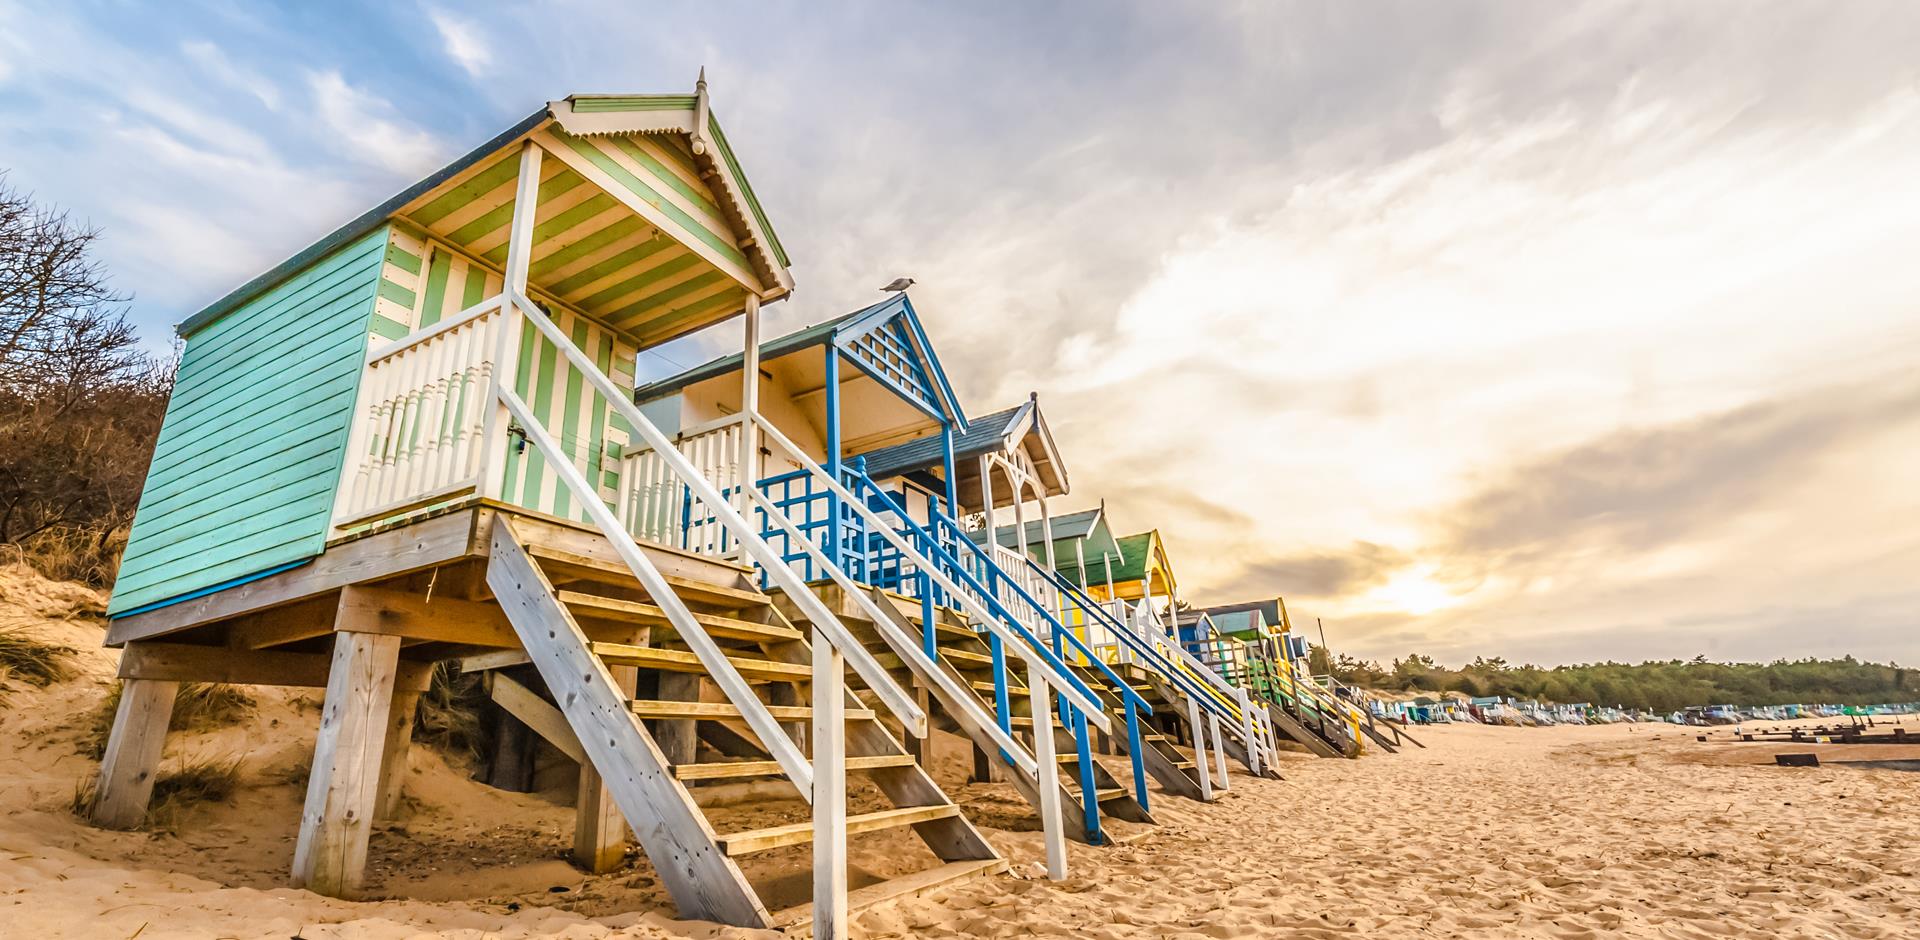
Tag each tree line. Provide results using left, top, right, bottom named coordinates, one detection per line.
left=1310, top=647, right=1913, bottom=712
left=0, top=174, right=174, bottom=583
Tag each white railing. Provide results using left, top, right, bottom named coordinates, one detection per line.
left=616, top=414, right=744, bottom=555
left=334, top=301, right=501, bottom=526
left=987, top=540, right=1058, bottom=634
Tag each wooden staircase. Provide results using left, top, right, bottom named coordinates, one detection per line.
left=478, top=518, right=1004, bottom=929
left=820, top=588, right=1150, bottom=844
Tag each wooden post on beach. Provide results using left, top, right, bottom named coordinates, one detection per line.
left=292, top=629, right=402, bottom=897
left=1209, top=712, right=1231, bottom=792
left=813, top=626, right=849, bottom=938
left=574, top=662, right=639, bottom=872
left=90, top=675, right=180, bottom=829
left=375, top=686, right=421, bottom=820
left=1188, top=695, right=1213, bottom=800
left=1028, top=656, right=1067, bottom=880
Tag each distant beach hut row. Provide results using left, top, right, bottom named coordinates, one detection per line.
left=85, top=82, right=1402, bottom=935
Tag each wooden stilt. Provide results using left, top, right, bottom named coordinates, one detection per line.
left=812, top=626, right=848, bottom=939
left=970, top=742, right=994, bottom=783
left=1188, top=695, right=1214, bottom=801
left=574, top=663, right=637, bottom=873
left=90, top=676, right=180, bottom=829
left=654, top=672, right=702, bottom=765
left=1028, top=658, right=1067, bottom=881
left=375, top=688, right=420, bottom=820
left=292, top=630, right=402, bottom=898
left=904, top=685, right=932, bottom=764
left=489, top=709, right=536, bottom=791
left=1209, top=712, right=1231, bottom=792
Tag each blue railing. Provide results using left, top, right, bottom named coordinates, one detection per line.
left=1033, top=561, right=1245, bottom=729
left=835, top=465, right=1154, bottom=826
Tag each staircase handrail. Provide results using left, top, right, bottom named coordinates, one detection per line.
left=917, top=506, right=1152, bottom=719
left=748, top=412, right=1112, bottom=731
left=1029, top=560, right=1240, bottom=724
left=508, top=296, right=927, bottom=760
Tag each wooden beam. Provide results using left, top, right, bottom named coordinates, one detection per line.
left=337, top=585, right=518, bottom=647
left=106, top=510, right=477, bottom=646
left=223, top=594, right=339, bottom=650
left=487, top=672, right=585, bottom=764
left=118, top=641, right=431, bottom=692
left=89, top=678, right=179, bottom=830
left=291, top=631, right=402, bottom=898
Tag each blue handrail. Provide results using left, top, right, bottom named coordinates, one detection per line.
left=931, top=512, right=1154, bottom=719
left=1036, top=561, right=1244, bottom=725
left=840, top=466, right=1149, bottom=825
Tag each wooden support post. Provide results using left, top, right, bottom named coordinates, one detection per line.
left=971, top=742, right=994, bottom=784
left=90, top=677, right=180, bottom=829
left=654, top=673, right=702, bottom=765
left=812, top=627, right=848, bottom=939
left=292, top=631, right=402, bottom=898
left=1188, top=694, right=1213, bottom=801
left=1210, top=712, right=1231, bottom=792
left=479, top=141, right=543, bottom=501
left=574, top=663, right=637, bottom=873
left=904, top=684, right=932, bottom=764
left=738, top=292, right=761, bottom=523
left=376, top=687, right=421, bottom=820
left=1028, top=657, right=1067, bottom=881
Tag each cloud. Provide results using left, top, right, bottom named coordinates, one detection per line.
left=307, top=70, right=445, bottom=175
left=426, top=7, right=493, bottom=78
left=180, top=39, right=279, bottom=110
left=1231, top=542, right=1413, bottom=599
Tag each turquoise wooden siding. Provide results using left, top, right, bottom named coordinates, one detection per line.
left=107, top=228, right=388, bottom=617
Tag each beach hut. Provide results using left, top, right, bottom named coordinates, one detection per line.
left=89, top=85, right=1066, bottom=932
left=632, top=309, right=1160, bottom=843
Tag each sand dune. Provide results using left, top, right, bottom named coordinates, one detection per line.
left=2, top=569, right=1914, bottom=938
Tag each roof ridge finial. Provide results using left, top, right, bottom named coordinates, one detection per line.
left=691, top=67, right=712, bottom=156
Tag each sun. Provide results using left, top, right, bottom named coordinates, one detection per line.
left=1362, top=566, right=1463, bottom=616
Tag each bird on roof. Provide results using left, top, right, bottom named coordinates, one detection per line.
left=879, top=277, right=915, bottom=292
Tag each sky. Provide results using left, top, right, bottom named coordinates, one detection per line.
left=1, top=1, right=1915, bottom=667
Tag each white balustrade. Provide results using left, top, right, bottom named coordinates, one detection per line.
left=335, top=303, right=501, bottom=526
left=615, top=414, right=744, bottom=555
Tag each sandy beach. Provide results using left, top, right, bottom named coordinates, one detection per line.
left=2, top=572, right=1916, bottom=939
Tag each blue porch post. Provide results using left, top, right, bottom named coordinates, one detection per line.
left=823, top=344, right=843, bottom=572
left=939, top=422, right=959, bottom=515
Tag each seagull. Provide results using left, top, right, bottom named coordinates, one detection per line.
left=879, top=277, right=915, bottom=292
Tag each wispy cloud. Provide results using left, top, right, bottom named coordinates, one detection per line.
left=426, top=6, right=493, bottom=78
left=180, top=39, right=279, bottom=110
left=307, top=69, right=445, bottom=175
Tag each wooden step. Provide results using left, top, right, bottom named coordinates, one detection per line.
left=873, top=648, right=995, bottom=671
left=628, top=699, right=874, bottom=722
left=591, top=642, right=810, bottom=683
left=717, top=804, right=962, bottom=855
left=1141, top=732, right=1171, bottom=742
left=561, top=592, right=803, bottom=643
left=526, top=543, right=768, bottom=608
left=1172, top=760, right=1196, bottom=770
left=1094, top=787, right=1127, bottom=803
left=673, top=754, right=917, bottom=781
left=770, top=858, right=1009, bottom=932
left=970, top=679, right=1028, bottom=696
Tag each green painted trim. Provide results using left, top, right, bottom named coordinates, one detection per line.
left=376, top=278, right=416, bottom=309
left=580, top=252, right=702, bottom=311
left=413, top=152, right=521, bottom=227
left=608, top=136, right=724, bottom=222
left=419, top=249, right=452, bottom=327
left=571, top=96, right=696, bottom=112
left=705, top=115, right=790, bottom=268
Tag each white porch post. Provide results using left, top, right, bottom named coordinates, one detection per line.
left=738, top=292, right=761, bottom=517
left=977, top=455, right=997, bottom=540
left=478, top=141, right=544, bottom=501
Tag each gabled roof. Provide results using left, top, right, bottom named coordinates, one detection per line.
left=180, top=80, right=792, bottom=342
left=1061, top=529, right=1176, bottom=595
left=856, top=393, right=1067, bottom=497
left=633, top=293, right=966, bottom=426
left=987, top=506, right=1103, bottom=547
left=1201, top=598, right=1283, bottom=630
